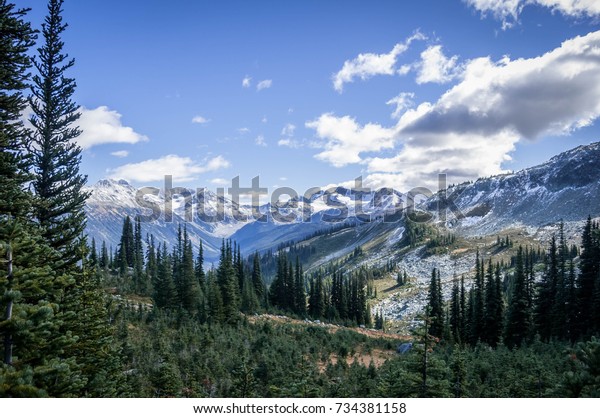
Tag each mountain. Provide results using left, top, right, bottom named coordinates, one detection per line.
left=84, top=179, right=252, bottom=261
left=84, top=141, right=600, bottom=263
left=84, top=179, right=405, bottom=262
left=424, top=141, right=600, bottom=236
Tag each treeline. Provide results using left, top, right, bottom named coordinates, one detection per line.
left=427, top=219, right=600, bottom=347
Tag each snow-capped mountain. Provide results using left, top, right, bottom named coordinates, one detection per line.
left=424, top=141, right=600, bottom=235
left=84, top=179, right=253, bottom=261
left=84, top=180, right=404, bottom=261
left=84, top=141, right=600, bottom=262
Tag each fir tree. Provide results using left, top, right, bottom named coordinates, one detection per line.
left=179, top=227, right=202, bottom=314
left=251, top=252, right=265, bottom=305
left=505, top=246, right=531, bottom=347
left=217, top=240, right=239, bottom=323
left=427, top=268, right=444, bottom=339
left=28, top=0, right=90, bottom=271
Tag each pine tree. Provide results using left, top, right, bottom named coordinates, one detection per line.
left=153, top=242, right=177, bottom=309
left=293, top=257, right=306, bottom=316
left=449, top=274, right=461, bottom=343
left=251, top=252, right=265, bottom=306
left=308, top=275, right=324, bottom=319
left=0, top=219, right=84, bottom=396
left=217, top=240, right=239, bottom=323
left=117, top=216, right=134, bottom=273
left=195, top=240, right=205, bottom=287
left=470, top=251, right=484, bottom=344
left=577, top=216, right=599, bottom=338
left=179, top=227, right=202, bottom=314
left=427, top=268, right=444, bottom=339
left=28, top=0, right=90, bottom=271
left=0, top=1, right=35, bottom=221
left=505, top=246, right=531, bottom=348
left=99, top=240, right=109, bottom=269
left=483, top=259, right=502, bottom=347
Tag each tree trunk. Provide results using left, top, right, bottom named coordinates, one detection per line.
left=4, top=244, right=13, bottom=365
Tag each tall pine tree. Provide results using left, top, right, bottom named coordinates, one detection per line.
left=28, top=0, right=90, bottom=271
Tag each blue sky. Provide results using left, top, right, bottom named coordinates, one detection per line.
left=16, top=0, right=600, bottom=194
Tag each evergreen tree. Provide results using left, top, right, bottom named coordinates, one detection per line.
left=117, top=216, right=134, bottom=273
left=449, top=274, right=461, bottom=343
left=577, top=216, right=599, bottom=338
left=195, top=240, right=205, bottom=287
left=179, top=227, right=201, bottom=314
left=99, top=240, right=109, bottom=270
left=28, top=0, right=90, bottom=271
left=217, top=240, right=239, bottom=323
left=536, top=235, right=558, bottom=341
left=293, top=257, right=306, bottom=316
left=505, top=246, right=531, bottom=347
left=251, top=252, right=265, bottom=306
left=470, top=251, right=484, bottom=344
left=483, top=259, right=502, bottom=347
left=427, top=268, right=444, bottom=339
left=89, top=237, right=98, bottom=267
left=153, top=242, right=177, bottom=309
left=308, top=275, right=325, bottom=319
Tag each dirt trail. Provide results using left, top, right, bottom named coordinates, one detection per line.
left=247, top=313, right=409, bottom=341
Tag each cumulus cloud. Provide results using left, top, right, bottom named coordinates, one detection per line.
left=257, top=79, right=272, bottom=91
left=465, top=0, right=600, bottom=29
left=306, top=114, right=396, bottom=167
left=110, top=150, right=129, bottom=158
left=75, top=106, right=148, bottom=150
left=416, top=45, right=461, bottom=84
left=242, top=75, right=252, bottom=88
left=108, top=154, right=230, bottom=183
left=192, top=115, right=210, bottom=124
left=332, top=31, right=426, bottom=93
left=309, top=30, right=600, bottom=191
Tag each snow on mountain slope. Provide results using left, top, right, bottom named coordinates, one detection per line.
left=424, top=141, right=600, bottom=236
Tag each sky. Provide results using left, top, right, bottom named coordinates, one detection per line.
left=15, top=0, right=600, bottom=195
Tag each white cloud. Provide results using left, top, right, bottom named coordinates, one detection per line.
left=108, top=154, right=230, bottom=183
left=261, top=116, right=268, bottom=123
left=332, top=31, right=426, bottom=93
left=255, top=135, right=267, bottom=147
left=309, top=30, right=600, bottom=191
left=281, top=123, right=296, bottom=137
left=242, top=75, right=252, bottom=88
left=279, top=177, right=288, bottom=181
left=386, top=92, right=415, bottom=119
left=465, top=0, right=600, bottom=29
left=416, top=45, right=461, bottom=84
left=257, top=79, right=272, bottom=91
left=277, top=138, right=302, bottom=148
left=110, top=150, right=129, bottom=158
left=306, top=114, right=396, bottom=167
left=192, top=115, right=210, bottom=124
left=210, top=178, right=230, bottom=186
left=238, top=127, right=250, bottom=134
left=75, top=106, right=148, bottom=150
